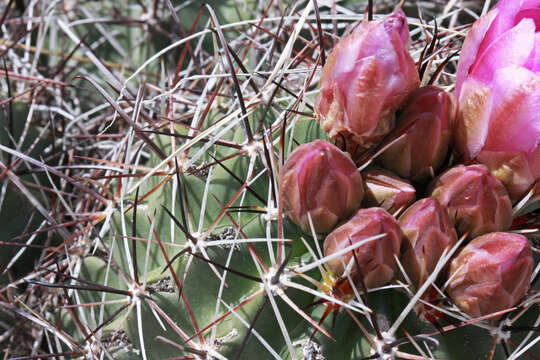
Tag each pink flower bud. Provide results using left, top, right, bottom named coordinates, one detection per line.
left=316, top=9, right=419, bottom=155
left=429, top=164, right=512, bottom=239
left=454, top=0, right=540, bottom=200
left=362, top=168, right=416, bottom=214
left=280, top=140, right=364, bottom=234
left=399, top=198, right=457, bottom=289
left=447, top=232, right=533, bottom=319
left=323, top=207, right=402, bottom=289
left=378, top=86, right=455, bottom=181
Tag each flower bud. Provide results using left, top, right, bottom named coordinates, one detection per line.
left=362, top=168, right=416, bottom=214
left=280, top=140, right=364, bottom=234
left=447, top=232, right=533, bottom=319
left=399, top=198, right=457, bottom=289
left=323, top=207, right=402, bottom=289
left=429, top=164, right=512, bottom=239
left=316, top=9, right=419, bottom=156
left=378, top=86, right=455, bottom=181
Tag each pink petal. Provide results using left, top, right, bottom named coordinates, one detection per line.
left=469, top=18, right=536, bottom=83
left=515, top=8, right=540, bottom=28
left=476, top=150, right=535, bottom=201
left=480, top=0, right=527, bottom=50
left=455, top=78, right=492, bottom=160
left=455, top=9, right=498, bottom=95
left=354, top=20, right=397, bottom=72
left=383, top=8, right=409, bottom=45
left=346, top=56, right=385, bottom=134
left=333, top=28, right=372, bottom=75
left=484, top=66, right=540, bottom=154
left=521, top=0, right=540, bottom=11
left=525, top=33, right=540, bottom=71
left=527, top=144, right=540, bottom=178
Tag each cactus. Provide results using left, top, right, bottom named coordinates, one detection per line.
left=0, top=1, right=538, bottom=360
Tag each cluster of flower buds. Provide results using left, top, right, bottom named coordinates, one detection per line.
left=278, top=3, right=536, bottom=321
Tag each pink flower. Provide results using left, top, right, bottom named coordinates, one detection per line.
left=316, top=9, right=419, bottom=157
left=447, top=232, right=533, bottom=319
left=454, top=0, right=540, bottom=200
left=279, top=140, right=364, bottom=234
